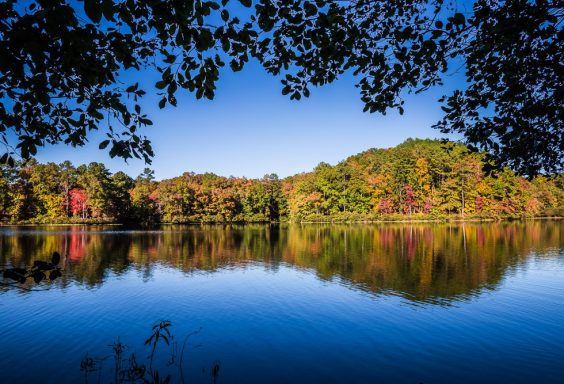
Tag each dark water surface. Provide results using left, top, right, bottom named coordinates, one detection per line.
left=1, top=222, right=563, bottom=383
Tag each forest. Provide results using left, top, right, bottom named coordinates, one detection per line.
left=0, top=139, right=562, bottom=224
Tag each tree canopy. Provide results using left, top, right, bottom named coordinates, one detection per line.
left=0, top=0, right=562, bottom=174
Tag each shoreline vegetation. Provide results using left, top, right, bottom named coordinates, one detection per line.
left=1, top=139, right=562, bottom=226
left=1, top=214, right=563, bottom=226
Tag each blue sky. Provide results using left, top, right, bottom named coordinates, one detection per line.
left=36, top=60, right=461, bottom=180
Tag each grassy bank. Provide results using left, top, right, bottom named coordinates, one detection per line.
left=2, top=212, right=562, bottom=226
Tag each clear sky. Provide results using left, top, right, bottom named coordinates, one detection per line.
left=35, top=60, right=461, bottom=180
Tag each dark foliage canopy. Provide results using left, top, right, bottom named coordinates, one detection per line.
left=0, top=0, right=562, bottom=175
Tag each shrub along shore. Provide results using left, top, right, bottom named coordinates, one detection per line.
left=1, top=214, right=562, bottom=226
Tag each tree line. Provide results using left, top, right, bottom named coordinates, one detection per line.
left=0, top=139, right=562, bottom=224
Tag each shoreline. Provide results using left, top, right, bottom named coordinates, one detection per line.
left=1, top=216, right=561, bottom=227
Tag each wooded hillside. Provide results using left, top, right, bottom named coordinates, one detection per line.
left=1, top=139, right=562, bottom=224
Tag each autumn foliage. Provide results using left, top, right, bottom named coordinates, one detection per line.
left=0, top=140, right=562, bottom=224
left=69, top=189, right=88, bottom=218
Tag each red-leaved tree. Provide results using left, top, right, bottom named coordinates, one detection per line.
left=404, top=185, right=416, bottom=215
left=69, top=188, right=88, bottom=218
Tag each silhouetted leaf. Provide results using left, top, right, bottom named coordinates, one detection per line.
left=3, top=269, right=26, bottom=284
left=49, top=269, right=62, bottom=281
left=33, top=260, right=53, bottom=271
left=51, top=252, right=61, bottom=266
left=31, top=270, right=46, bottom=284
left=84, top=0, right=102, bottom=23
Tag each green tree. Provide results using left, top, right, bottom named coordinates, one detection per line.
left=130, top=171, right=160, bottom=224
left=28, top=162, right=65, bottom=218
left=77, top=162, right=113, bottom=218
left=109, top=171, right=134, bottom=220
left=59, top=160, right=77, bottom=217
left=0, top=165, right=13, bottom=219
left=7, top=163, right=37, bottom=220
left=452, top=153, right=484, bottom=216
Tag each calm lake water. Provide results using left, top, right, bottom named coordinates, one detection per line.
left=1, top=222, right=563, bottom=383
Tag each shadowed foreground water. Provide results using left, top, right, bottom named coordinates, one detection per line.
left=1, top=222, right=563, bottom=383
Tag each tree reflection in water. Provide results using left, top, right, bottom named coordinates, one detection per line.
left=1, top=221, right=561, bottom=304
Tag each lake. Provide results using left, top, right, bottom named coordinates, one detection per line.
left=1, top=222, right=563, bottom=383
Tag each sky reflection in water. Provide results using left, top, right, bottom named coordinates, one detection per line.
left=0, top=222, right=563, bottom=383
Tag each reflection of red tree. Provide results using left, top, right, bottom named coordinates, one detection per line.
left=67, top=229, right=87, bottom=262
left=70, top=188, right=88, bottom=218
left=423, top=227, right=433, bottom=246
left=406, top=227, right=416, bottom=259
left=476, top=227, right=485, bottom=248
left=379, top=228, right=393, bottom=248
